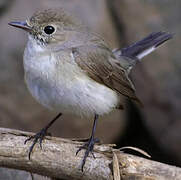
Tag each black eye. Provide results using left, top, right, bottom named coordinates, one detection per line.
left=44, top=25, right=55, bottom=35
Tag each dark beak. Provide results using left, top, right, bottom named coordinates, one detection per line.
left=8, top=21, right=32, bottom=32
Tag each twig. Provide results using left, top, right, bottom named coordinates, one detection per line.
left=0, top=128, right=180, bottom=180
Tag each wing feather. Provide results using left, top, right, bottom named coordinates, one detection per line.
left=72, top=45, right=142, bottom=105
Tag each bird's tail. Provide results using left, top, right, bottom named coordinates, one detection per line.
left=113, top=32, right=173, bottom=70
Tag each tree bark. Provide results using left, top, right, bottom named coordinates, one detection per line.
left=0, top=128, right=180, bottom=180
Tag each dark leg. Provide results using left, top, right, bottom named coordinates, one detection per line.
left=76, top=114, right=99, bottom=171
left=24, top=113, right=62, bottom=159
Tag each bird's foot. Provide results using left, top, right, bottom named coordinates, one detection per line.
left=76, top=136, right=100, bottom=171
left=24, top=127, right=49, bottom=159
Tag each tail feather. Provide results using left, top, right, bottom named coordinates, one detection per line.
left=114, top=31, right=173, bottom=60
left=112, top=32, right=173, bottom=107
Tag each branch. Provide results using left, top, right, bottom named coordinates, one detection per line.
left=0, top=128, right=180, bottom=180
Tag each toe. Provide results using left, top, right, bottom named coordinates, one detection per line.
left=76, top=137, right=99, bottom=171
left=25, top=128, right=49, bottom=159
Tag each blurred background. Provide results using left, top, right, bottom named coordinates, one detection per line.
left=0, top=0, right=180, bottom=179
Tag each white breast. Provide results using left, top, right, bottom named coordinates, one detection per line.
left=23, top=37, right=119, bottom=117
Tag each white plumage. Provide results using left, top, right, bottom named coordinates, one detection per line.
left=136, top=46, right=156, bottom=60
left=24, top=35, right=119, bottom=118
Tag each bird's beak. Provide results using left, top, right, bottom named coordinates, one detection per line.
left=8, top=21, right=32, bottom=32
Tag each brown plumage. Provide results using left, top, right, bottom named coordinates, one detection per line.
left=25, top=9, right=142, bottom=107
left=72, top=44, right=142, bottom=107
left=9, top=8, right=172, bottom=171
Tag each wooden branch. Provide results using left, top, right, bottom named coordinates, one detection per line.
left=0, top=128, right=180, bottom=180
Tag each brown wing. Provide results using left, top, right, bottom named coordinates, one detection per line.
left=72, top=45, right=142, bottom=106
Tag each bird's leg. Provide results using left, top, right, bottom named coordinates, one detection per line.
left=76, top=114, right=100, bottom=171
left=24, top=113, right=62, bottom=159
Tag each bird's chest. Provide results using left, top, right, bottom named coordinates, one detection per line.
left=23, top=44, right=119, bottom=117
left=24, top=49, right=82, bottom=109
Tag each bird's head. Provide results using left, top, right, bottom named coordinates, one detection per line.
left=9, top=8, right=81, bottom=47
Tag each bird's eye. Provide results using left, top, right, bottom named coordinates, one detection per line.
left=44, top=25, right=55, bottom=35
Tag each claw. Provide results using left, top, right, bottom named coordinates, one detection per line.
left=39, top=136, right=43, bottom=149
left=91, top=151, right=96, bottom=159
left=24, top=128, right=48, bottom=159
left=76, top=137, right=99, bottom=171
left=24, top=136, right=33, bottom=144
left=76, top=144, right=87, bottom=156
left=76, top=147, right=82, bottom=156
left=24, top=113, right=62, bottom=160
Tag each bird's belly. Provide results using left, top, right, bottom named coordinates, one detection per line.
left=24, top=43, right=119, bottom=117
left=25, top=73, right=119, bottom=117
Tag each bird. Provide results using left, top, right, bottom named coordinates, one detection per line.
left=8, top=8, right=173, bottom=171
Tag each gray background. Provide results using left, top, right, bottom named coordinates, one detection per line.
left=0, top=0, right=180, bottom=179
